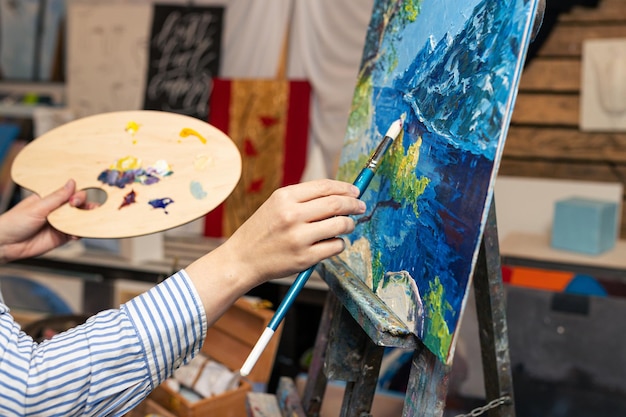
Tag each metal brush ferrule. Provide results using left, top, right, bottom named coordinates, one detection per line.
left=366, top=136, right=394, bottom=171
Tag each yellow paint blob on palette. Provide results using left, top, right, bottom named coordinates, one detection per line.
left=11, top=110, right=242, bottom=238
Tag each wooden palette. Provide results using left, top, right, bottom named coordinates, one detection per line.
left=11, top=111, right=242, bottom=238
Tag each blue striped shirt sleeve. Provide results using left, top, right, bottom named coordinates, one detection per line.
left=0, top=269, right=207, bottom=417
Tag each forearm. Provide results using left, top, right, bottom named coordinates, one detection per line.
left=0, top=271, right=206, bottom=417
left=185, top=240, right=254, bottom=328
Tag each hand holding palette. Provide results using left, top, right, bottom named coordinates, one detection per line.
left=11, top=111, right=242, bottom=239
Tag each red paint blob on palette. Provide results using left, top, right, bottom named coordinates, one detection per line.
left=119, top=189, right=137, bottom=209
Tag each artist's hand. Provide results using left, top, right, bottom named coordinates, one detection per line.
left=186, top=179, right=365, bottom=322
left=229, top=179, right=365, bottom=282
left=0, top=179, right=91, bottom=263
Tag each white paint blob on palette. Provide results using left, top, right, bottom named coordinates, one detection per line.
left=12, top=111, right=242, bottom=238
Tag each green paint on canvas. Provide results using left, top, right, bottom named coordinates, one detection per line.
left=379, top=134, right=430, bottom=217
left=372, top=250, right=385, bottom=290
left=423, top=276, right=453, bottom=359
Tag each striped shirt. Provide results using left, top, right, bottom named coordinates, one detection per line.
left=0, top=270, right=207, bottom=416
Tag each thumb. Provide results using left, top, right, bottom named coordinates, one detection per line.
left=35, top=180, right=76, bottom=216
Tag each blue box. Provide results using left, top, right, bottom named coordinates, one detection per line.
left=551, top=197, right=618, bottom=255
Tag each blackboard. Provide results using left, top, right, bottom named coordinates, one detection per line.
left=143, top=5, right=223, bottom=120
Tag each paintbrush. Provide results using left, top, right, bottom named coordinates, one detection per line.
left=237, top=117, right=404, bottom=379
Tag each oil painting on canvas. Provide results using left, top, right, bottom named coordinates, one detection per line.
left=337, top=0, right=539, bottom=363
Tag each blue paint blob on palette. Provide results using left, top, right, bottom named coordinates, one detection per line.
left=11, top=110, right=241, bottom=238
left=98, top=169, right=138, bottom=188
left=149, top=197, right=174, bottom=214
left=190, top=180, right=208, bottom=200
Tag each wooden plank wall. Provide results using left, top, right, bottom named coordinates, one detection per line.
left=501, top=0, right=626, bottom=237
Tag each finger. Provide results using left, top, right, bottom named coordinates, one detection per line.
left=281, top=179, right=360, bottom=203
left=308, top=237, right=348, bottom=262
left=298, top=194, right=366, bottom=223
left=83, top=202, right=100, bottom=210
left=34, top=180, right=76, bottom=215
left=69, top=190, right=88, bottom=207
left=303, top=215, right=356, bottom=245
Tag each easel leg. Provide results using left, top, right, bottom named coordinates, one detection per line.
left=402, top=343, right=450, bottom=417
left=339, top=337, right=385, bottom=417
left=325, top=301, right=385, bottom=417
left=302, top=291, right=337, bottom=416
left=472, top=199, right=515, bottom=416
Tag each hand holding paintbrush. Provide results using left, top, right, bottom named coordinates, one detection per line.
left=238, top=118, right=404, bottom=378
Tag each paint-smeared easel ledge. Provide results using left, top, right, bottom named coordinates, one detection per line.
left=11, top=110, right=242, bottom=238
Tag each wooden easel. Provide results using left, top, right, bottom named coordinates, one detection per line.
left=247, top=199, right=516, bottom=417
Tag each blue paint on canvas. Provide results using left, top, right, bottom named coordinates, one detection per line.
left=338, top=0, right=538, bottom=362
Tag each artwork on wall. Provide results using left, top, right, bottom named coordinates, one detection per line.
left=66, top=2, right=151, bottom=117
left=580, top=38, right=626, bottom=132
left=67, top=3, right=223, bottom=120
left=337, top=0, right=539, bottom=363
left=0, top=0, right=65, bottom=82
left=143, top=5, right=223, bottom=120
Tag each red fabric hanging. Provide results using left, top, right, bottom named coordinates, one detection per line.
left=204, top=78, right=311, bottom=237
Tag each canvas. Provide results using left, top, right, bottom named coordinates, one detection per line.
left=337, top=0, right=539, bottom=363
left=0, top=0, right=65, bottom=82
left=66, top=2, right=152, bottom=117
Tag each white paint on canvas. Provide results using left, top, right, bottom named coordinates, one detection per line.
left=581, top=38, right=626, bottom=131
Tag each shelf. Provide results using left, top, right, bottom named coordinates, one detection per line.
left=499, top=231, right=626, bottom=281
